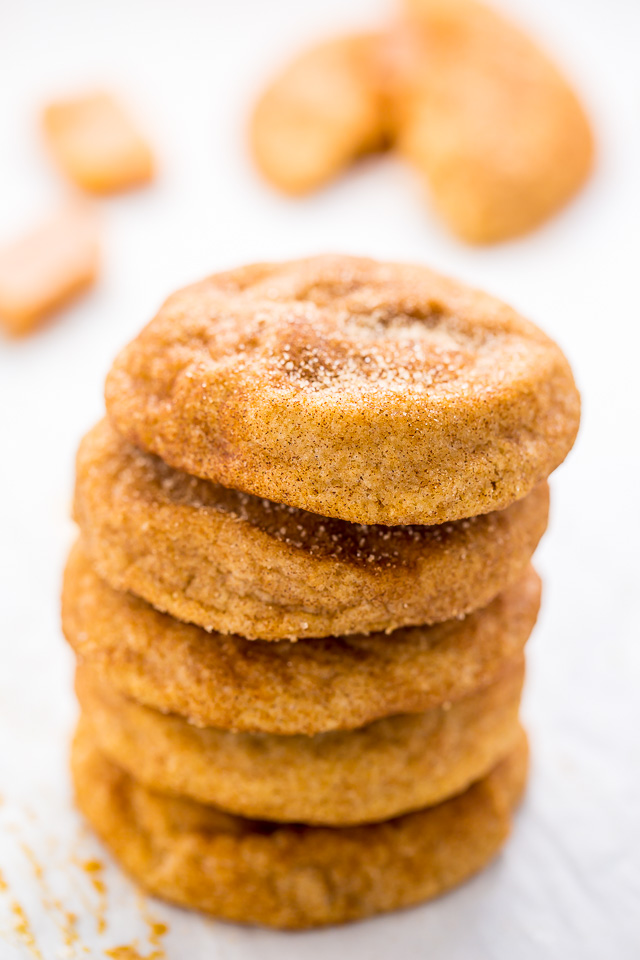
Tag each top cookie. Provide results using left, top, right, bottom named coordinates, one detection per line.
left=106, top=255, right=579, bottom=525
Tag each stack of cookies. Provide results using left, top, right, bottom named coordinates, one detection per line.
left=62, top=256, right=580, bottom=929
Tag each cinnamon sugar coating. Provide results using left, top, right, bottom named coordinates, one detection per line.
left=74, top=419, right=548, bottom=639
left=76, top=663, right=523, bottom=826
left=62, top=543, right=540, bottom=735
left=105, top=256, right=580, bottom=525
left=72, top=723, right=528, bottom=930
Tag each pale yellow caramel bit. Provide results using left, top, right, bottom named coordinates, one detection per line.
left=43, top=92, right=154, bottom=194
left=0, top=203, right=99, bottom=337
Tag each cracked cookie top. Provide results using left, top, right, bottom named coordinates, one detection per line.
left=106, top=255, right=579, bottom=524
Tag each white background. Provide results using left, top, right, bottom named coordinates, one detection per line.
left=0, top=0, right=639, bottom=957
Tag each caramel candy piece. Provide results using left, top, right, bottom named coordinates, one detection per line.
left=43, top=92, right=154, bottom=193
left=0, top=203, right=100, bottom=336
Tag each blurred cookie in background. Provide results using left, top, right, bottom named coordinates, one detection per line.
left=397, top=0, right=594, bottom=242
left=251, top=34, right=391, bottom=195
left=250, top=0, right=593, bottom=243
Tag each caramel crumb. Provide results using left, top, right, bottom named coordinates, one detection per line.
left=82, top=858, right=108, bottom=934
left=10, top=900, right=43, bottom=959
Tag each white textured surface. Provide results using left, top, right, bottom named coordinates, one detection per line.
left=0, top=0, right=639, bottom=956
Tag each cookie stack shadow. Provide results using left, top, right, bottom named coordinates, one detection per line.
left=61, top=256, right=579, bottom=929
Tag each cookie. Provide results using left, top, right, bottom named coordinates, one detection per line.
left=0, top=202, right=100, bottom=337
left=105, top=256, right=580, bottom=525
left=62, top=543, right=540, bottom=734
left=251, top=35, right=389, bottom=194
left=74, top=419, right=548, bottom=639
left=397, top=0, right=594, bottom=243
left=72, top=722, right=527, bottom=929
left=42, top=91, right=154, bottom=194
left=76, top=661, right=523, bottom=826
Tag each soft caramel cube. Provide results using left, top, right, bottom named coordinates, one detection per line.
left=0, top=203, right=100, bottom=336
left=43, top=92, right=154, bottom=193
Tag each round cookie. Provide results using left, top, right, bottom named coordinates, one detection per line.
left=105, top=256, right=580, bottom=525
left=72, top=723, right=528, bottom=929
left=62, top=543, right=540, bottom=734
left=251, top=34, right=389, bottom=195
left=74, top=419, right=548, bottom=639
left=76, top=662, right=523, bottom=826
left=397, top=0, right=593, bottom=243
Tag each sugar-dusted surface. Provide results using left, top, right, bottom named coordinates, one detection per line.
left=74, top=418, right=548, bottom=638
left=62, top=545, right=539, bottom=735
left=0, top=0, right=639, bottom=956
left=75, top=661, right=523, bottom=825
left=71, top=724, right=529, bottom=929
left=105, top=254, right=579, bottom=525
